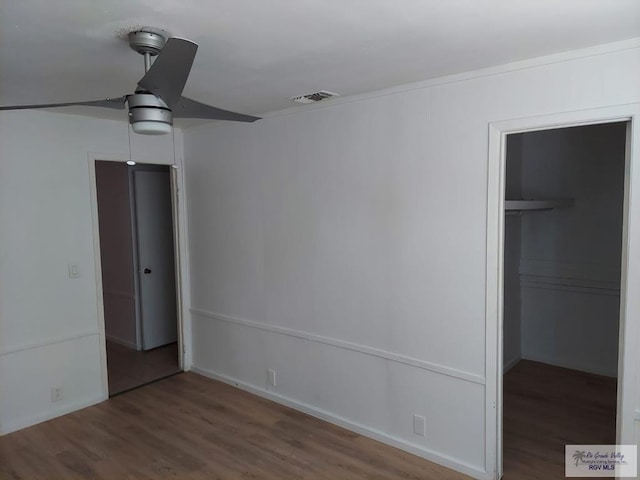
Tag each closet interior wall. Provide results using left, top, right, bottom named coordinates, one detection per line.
left=504, top=123, right=626, bottom=377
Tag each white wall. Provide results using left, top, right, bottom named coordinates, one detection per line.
left=0, top=110, right=184, bottom=434
left=183, top=40, right=640, bottom=479
left=95, top=161, right=137, bottom=349
left=518, top=123, right=626, bottom=377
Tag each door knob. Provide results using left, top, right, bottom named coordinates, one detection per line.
left=143, top=268, right=152, bottom=274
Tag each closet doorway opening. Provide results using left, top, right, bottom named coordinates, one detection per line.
left=485, top=104, right=640, bottom=480
left=94, top=160, right=183, bottom=396
left=501, top=122, right=626, bottom=478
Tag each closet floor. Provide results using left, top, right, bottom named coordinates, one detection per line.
left=106, top=341, right=181, bottom=395
left=503, top=360, right=617, bottom=479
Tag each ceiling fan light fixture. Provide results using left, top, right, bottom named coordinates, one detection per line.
left=128, top=93, right=172, bottom=135
left=131, top=120, right=172, bottom=135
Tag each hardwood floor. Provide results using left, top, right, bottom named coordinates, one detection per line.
left=106, top=341, right=181, bottom=395
left=0, top=362, right=617, bottom=479
left=503, top=360, right=617, bottom=480
left=0, top=372, right=471, bottom=480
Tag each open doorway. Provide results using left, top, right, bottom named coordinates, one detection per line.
left=501, top=122, right=626, bottom=478
left=95, top=160, right=182, bottom=395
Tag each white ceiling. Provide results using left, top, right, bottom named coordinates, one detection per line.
left=1, top=0, right=639, bottom=125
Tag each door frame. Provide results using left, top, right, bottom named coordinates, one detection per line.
left=485, top=104, right=640, bottom=479
left=88, top=152, right=191, bottom=399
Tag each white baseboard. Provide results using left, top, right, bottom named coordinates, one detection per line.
left=503, top=356, right=521, bottom=374
left=0, top=394, right=106, bottom=436
left=190, top=365, right=489, bottom=480
left=105, top=334, right=139, bottom=350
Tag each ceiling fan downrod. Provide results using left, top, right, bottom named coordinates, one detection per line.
left=128, top=30, right=167, bottom=73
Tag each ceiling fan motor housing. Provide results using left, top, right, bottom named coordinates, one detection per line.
left=127, top=93, right=173, bottom=135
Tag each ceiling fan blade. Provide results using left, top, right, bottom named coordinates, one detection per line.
left=0, top=96, right=127, bottom=111
left=137, top=38, right=198, bottom=109
left=173, top=97, right=260, bottom=122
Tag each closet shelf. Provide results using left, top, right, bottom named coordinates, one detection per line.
left=505, top=199, right=574, bottom=214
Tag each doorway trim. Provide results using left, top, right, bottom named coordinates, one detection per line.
left=87, top=152, right=191, bottom=399
left=485, top=104, right=640, bottom=479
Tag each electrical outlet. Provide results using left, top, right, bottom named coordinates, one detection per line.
left=68, top=263, right=80, bottom=278
left=413, top=414, right=426, bottom=436
left=51, top=386, right=63, bottom=403
left=267, top=368, right=276, bottom=387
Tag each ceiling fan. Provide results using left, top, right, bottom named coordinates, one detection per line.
left=0, top=28, right=260, bottom=135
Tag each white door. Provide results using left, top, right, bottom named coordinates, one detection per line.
left=134, top=170, right=178, bottom=350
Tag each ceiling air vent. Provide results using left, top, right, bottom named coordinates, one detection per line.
left=291, top=90, right=339, bottom=104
